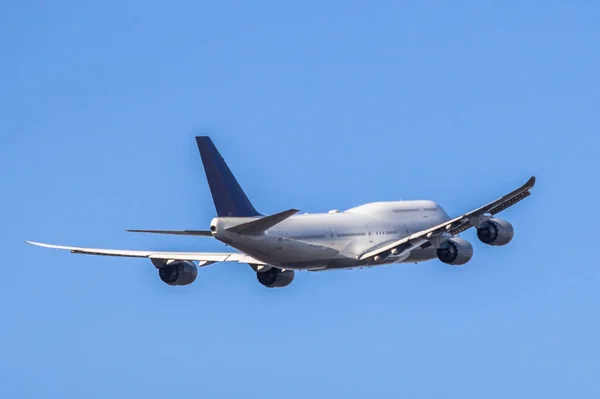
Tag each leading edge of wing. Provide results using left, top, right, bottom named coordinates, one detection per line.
left=126, top=229, right=212, bottom=236
left=24, top=241, right=259, bottom=263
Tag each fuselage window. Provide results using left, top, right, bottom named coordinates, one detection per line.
left=288, top=234, right=326, bottom=240
left=336, top=232, right=367, bottom=238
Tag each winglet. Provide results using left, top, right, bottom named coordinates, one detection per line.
left=525, top=176, right=536, bottom=189
left=25, top=240, right=54, bottom=248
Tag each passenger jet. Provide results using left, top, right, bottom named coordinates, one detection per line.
left=26, top=137, right=536, bottom=288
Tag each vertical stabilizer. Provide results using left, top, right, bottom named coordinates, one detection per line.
left=196, top=136, right=261, bottom=217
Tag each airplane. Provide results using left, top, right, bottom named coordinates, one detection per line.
left=26, top=136, right=536, bottom=288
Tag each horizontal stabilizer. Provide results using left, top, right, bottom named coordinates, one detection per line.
left=227, top=209, right=299, bottom=234
left=126, top=229, right=212, bottom=236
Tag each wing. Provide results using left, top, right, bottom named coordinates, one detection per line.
left=25, top=241, right=261, bottom=265
left=359, top=176, right=536, bottom=260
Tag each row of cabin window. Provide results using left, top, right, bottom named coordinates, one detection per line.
left=374, top=230, right=399, bottom=235
left=336, top=232, right=366, bottom=237
left=392, top=208, right=438, bottom=213
left=288, top=230, right=398, bottom=240
left=289, top=235, right=327, bottom=240
left=288, top=232, right=365, bottom=239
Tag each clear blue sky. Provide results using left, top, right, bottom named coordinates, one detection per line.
left=1, top=1, right=599, bottom=397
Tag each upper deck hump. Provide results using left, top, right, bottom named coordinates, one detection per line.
left=345, top=200, right=441, bottom=214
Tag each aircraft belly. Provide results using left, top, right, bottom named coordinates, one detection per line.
left=225, top=233, right=340, bottom=269
left=402, top=247, right=437, bottom=263
left=274, top=240, right=340, bottom=268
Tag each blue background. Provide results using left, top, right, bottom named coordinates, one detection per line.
left=2, top=1, right=599, bottom=397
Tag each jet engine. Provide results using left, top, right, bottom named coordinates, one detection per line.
left=256, top=268, right=295, bottom=288
left=157, top=260, right=198, bottom=286
left=436, top=237, right=473, bottom=266
left=476, top=218, right=514, bottom=246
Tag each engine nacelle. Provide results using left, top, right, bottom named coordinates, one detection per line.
left=157, top=260, right=198, bottom=286
left=256, top=268, right=295, bottom=288
left=436, top=237, right=473, bottom=266
left=477, top=218, right=514, bottom=246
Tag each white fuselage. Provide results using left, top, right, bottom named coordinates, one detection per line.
left=211, top=200, right=452, bottom=270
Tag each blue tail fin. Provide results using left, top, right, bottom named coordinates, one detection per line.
left=196, top=136, right=262, bottom=217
